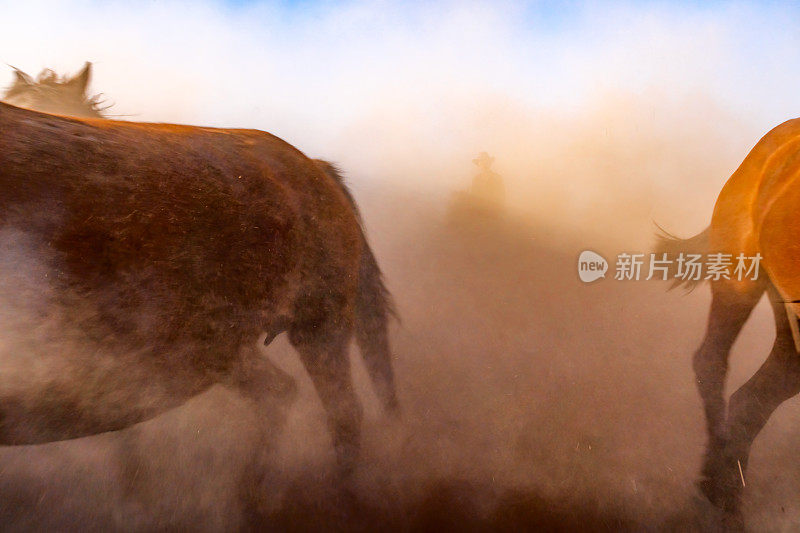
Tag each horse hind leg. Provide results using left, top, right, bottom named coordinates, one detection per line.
left=711, top=283, right=800, bottom=517
left=224, top=340, right=299, bottom=458
left=694, top=280, right=764, bottom=505
left=224, top=341, right=299, bottom=523
left=228, top=342, right=298, bottom=404
left=288, top=318, right=363, bottom=475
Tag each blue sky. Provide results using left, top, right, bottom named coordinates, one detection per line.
left=3, top=0, right=799, bottom=149
left=3, top=0, right=799, bottom=127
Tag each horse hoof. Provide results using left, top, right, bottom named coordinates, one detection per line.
left=696, top=477, right=745, bottom=528
left=722, top=509, right=745, bottom=532
left=696, top=477, right=724, bottom=508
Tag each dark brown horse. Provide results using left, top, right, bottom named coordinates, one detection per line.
left=657, top=118, right=800, bottom=524
left=0, top=94, right=398, bottom=471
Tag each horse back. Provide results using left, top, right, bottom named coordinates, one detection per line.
left=0, top=102, right=362, bottom=368
left=705, top=119, right=800, bottom=293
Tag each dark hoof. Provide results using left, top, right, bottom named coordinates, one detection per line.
left=722, top=509, right=745, bottom=532
left=688, top=491, right=731, bottom=532
left=697, top=477, right=726, bottom=509
left=696, top=476, right=744, bottom=529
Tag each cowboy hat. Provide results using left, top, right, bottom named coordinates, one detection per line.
left=472, top=151, right=495, bottom=166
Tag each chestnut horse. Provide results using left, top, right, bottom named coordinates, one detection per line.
left=657, top=118, right=800, bottom=521
left=0, top=99, right=398, bottom=472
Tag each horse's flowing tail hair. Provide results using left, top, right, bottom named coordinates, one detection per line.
left=315, top=160, right=400, bottom=414
left=654, top=225, right=710, bottom=291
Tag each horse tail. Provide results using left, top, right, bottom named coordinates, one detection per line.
left=314, top=160, right=400, bottom=415
left=654, top=224, right=710, bottom=291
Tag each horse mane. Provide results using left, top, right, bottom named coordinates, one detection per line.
left=2, top=62, right=110, bottom=118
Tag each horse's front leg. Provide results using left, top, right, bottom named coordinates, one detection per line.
left=694, top=282, right=763, bottom=505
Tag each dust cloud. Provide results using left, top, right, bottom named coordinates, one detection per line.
left=0, top=139, right=797, bottom=530
left=2, top=0, right=800, bottom=530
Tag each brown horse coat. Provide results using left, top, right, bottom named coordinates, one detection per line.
left=707, top=119, right=800, bottom=299
left=0, top=101, right=397, bottom=467
left=659, top=118, right=800, bottom=521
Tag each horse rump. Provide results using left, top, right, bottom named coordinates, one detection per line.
left=314, top=160, right=400, bottom=415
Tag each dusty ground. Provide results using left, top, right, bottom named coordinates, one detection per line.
left=0, top=185, right=797, bottom=531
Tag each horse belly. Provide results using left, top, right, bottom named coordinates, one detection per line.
left=0, top=347, right=212, bottom=445
left=0, top=228, right=213, bottom=444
